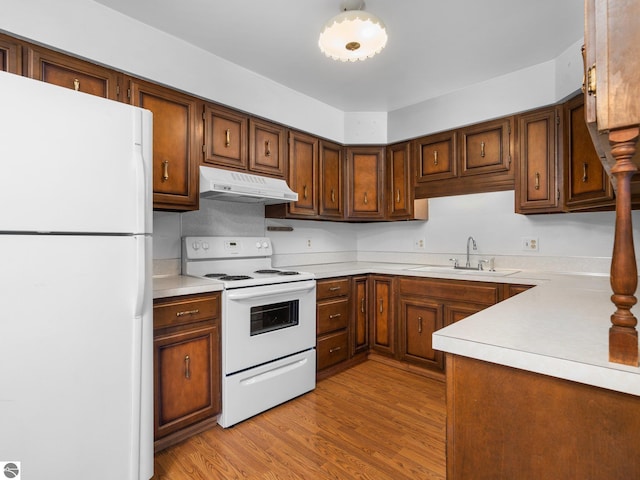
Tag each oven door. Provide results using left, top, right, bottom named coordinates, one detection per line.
left=223, top=279, right=316, bottom=374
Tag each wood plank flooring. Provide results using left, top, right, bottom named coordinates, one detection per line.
left=152, top=361, right=446, bottom=479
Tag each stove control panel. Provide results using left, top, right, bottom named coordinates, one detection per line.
left=183, top=236, right=273, bottom=259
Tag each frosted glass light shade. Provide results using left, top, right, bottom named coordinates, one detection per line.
left=318, top=9, right=387, bottom=62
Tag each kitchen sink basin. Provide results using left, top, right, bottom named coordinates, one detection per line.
left=407, top=265, right=520, bottom=277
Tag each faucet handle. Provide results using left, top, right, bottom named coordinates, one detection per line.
left=478, top=259, right=489, bottom=271
left=449, top=258, right=459, bottom=268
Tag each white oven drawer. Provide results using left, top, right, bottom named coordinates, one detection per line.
left=218, top=349, right=316, bottom=428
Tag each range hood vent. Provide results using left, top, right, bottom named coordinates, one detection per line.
left=199, top=166, right=298, bottom=205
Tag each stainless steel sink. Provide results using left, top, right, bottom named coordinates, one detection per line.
left=407, top=265, right=520, bottom=277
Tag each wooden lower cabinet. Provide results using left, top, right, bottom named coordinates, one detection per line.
left=370, top=275, right=395, bottom=356
left=446, top=354, right=640, bottom=479
left=352, top=276, right=370, bottom=355
left=153, top=292, right=221, bottom=451
left=398, top=296, right=444, bottom=370
left=316, top=277, right=351, bottom=375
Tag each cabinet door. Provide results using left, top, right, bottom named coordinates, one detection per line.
left=154, top=324, right=220, bottom=439
left=352, top=276, right=369, bottom=355
left=370, top=276, right=394, bottom=355
left=459, top=117, right=513, bottom=177
left=387, top=142, right=413, bottom=219
left=249, top=118, right=286, bottom=178
left=0, top=33, right=21, bottom=74
left=203, top=104, right=248, bottom=170
left=130, top=79, right=199, bottom=211
left=27, top=46, right=121, bottom=100
left=414, top=131, right=457, bottom=182
left=516, top=107, right=563, bottom=213
left=444, top=302, right=486, bottom=327
left=563, top=95, right=614, bottom=210
left=319, top=140, right=344, bottom=218
left=399, top=297, right=444, bottom=370
left=288, top=130, right=318, bottom=216
left=347, top=146, right=385, bottom=220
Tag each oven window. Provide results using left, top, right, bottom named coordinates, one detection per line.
left=250, top=300, right=299, bottom=336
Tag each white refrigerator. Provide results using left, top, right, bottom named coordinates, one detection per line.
left=0, top=71, right=153, bottom=480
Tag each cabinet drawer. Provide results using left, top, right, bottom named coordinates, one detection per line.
left=398, top=277, right=501, bottom=306
left=316, top=277, right=351, bottom=300
left=317, top=298, right=349, bottom=335
left=317, top=330, right=349, bottom=370
left=154, top=293, right=220, bottom=329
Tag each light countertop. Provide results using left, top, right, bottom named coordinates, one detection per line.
left=153, top=260, right=640, bottom=395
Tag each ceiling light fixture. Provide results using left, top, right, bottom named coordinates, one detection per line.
left=318, top=0, right=387, bottom=62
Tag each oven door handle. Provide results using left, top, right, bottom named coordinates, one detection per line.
left=226, top=283, right=315, bottom=301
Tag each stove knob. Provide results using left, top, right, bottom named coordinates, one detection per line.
left=256, top=241, right=262, bottom=249
left=262, top=241, right=269, bottom=249
left=202, top=241, right=209, bottom=250
left=192, top=241, right=200, bottom=251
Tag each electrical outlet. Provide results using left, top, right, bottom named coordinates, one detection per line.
left=306, top=238, right=312, bottom=249
left=521, top=237, right=539, bottom=251
left=414, top=238, right=425, bottom=250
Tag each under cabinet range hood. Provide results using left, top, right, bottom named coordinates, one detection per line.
left=199, top=166, right=298, bottom=204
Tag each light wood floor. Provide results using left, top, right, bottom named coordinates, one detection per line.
left=152, top=361, right=446, bottom=479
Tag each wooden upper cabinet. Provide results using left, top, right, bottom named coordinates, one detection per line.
left=288, top=130, right=319, bottom=216
left=516, top=106, right=563, bottom=214
left=387, top=141, right=413, bottom=219
left=0, top=33, right=22, bottom=74
left=319, top=140, right=344, bottom=219
left=249, top=118, right=286, bottom=178
left=129, top=79, right=200, bottom=211
left=459, top=117, right=513, bottom=177
left=26, top=46, right=121, bottom=100
left=415, top=131, right=457, bottom=182
left=203, top=104, right=248, bottom=170
left=346, top=146, right=385, bottom=220
left=563, top=94, right=614, bottom=210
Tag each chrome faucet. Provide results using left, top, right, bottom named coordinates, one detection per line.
left=466, top=236, right=477, bottom=268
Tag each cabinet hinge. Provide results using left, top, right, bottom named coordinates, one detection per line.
left=202, top=111, right=206, bottom=120
left=116, top=85, right=120, bottom=96
left=507, top=124, right=511, bottom=134
left=127, top=88, right=131, bottom=99
left=557, top=188, right=561, bottom=201
left=508, top=154, right=512, bottom=168
left=202, top=144, right=206, bottom=153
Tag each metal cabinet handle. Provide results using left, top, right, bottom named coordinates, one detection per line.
left=480, top=141, right=486, bottom=158
left=329, top=346, right=342, bottom=353
left=433, top=150, right=438, bottom=165
left=265, top=140, right=271, bottom=157
left=360, top=297, right=365, bottom=313
left=184, top=355, right=191, bottom=379
left=73, top=78, right=80, bottom=91
left=364, top=192, right=368, bottom=205
left=331, top=189, right=335, bottom=203
left=329, top=313, right=342, bottom=319
left=379, top=298, right=383, bottom=313
left=328, top=286, right=341, bottom=291
left=225, top=129, right=231, bottom=147
left=418, top=316, right=423, bottom=334
left=303, top=185, right=308, bottom=199
left=582, top=162, right=589, bottom=183
left=396, top=189, right=400, bottom=203
left=587, top=64, right=597, bottom=96
left=162, top=160, right=169, bottom=182
left=534, top=172, right=540, bottom=190
left=176, top=309, right=199, bottom=317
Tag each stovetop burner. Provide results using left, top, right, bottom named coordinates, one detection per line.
left=204, top=273, right=227, bottom=278
left=278, top=271, right=300, bottom=276
left=254, top=269, right=281, bottom=274
left=219, top=275, right=253, bottom=281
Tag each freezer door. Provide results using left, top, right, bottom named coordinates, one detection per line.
left=0, top=71, right=152, bottom=235
left=0, top=234, right=153, bottom=480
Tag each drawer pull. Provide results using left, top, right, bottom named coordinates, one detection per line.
left=329, top=313, right=342, bottom=319
left=73, top=78, right=80, bottom=91
left=582, top=162, right=589, bottom=183
left=418, top=316, right=423, bottom=334
left=534, top=172, right=540, bottom=190
left=480, top=141, right=486, bottom=158
left=328, top=286, right=341, bottom=292
left=329, top=346, right=342, bottom=353
left=176, top=309, right=199, bottom=317
left=225, top=128, right=231, bottom=147
left=184, top=355, right=191, bottom=380
left=433, top=150, right=438, bottom=165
